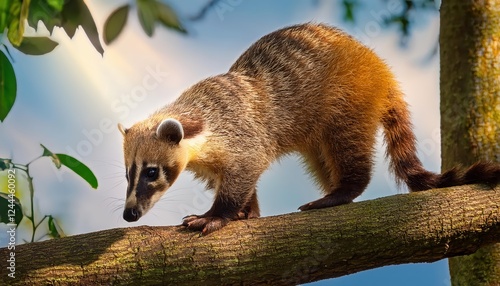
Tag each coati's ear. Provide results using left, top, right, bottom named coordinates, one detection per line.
left=156, top=119, right=184, bottom=144
left=117, top=123, right=128, bottom=136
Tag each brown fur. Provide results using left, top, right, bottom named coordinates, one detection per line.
left=121, top=23, right=500, bottom=235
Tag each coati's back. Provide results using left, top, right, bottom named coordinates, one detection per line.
left=165, top=24, right=396, bottom=154
left=226, top=24, right=395, bottom=152
left=121, top=23, right=500, bottom=235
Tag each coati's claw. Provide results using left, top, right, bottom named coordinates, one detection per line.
left=299, top=195, right=351, bottom=211
left=182, top=216, right=229, bottom=235
left=298, top=203, right=313, bottom=211
left=182, top=214, right=201, bottom=224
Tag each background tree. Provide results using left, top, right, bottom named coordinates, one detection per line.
left=440, top=0, right=500, bottom=285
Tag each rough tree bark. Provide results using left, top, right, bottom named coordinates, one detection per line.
left=440, top=0, right=500, bottom=285
left=1, top=185, right=500, bottom=285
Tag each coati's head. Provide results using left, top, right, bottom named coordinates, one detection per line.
left=119, top=118, right=192, bottom=222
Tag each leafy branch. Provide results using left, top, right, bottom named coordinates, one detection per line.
left=0, top=0, right=188, bottom=124
left=103, top=0, right=186, bottom=44
left=340, top=0, right=438, bottom=45
left=0, top=0, right=102, bottom=123
left=0, top=144, right=98, bottom=243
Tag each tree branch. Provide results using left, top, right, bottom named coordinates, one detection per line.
left=2, top=185, right=499, bottom=285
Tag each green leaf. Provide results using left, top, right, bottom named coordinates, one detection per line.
left=46, top=0, right=64, bottom=12
left=156, top=1, right=186, bottom=34
left=7, top=0, right=22, bottom=46
left=0, top=159, right=12, bottom=170
left=0, top=51, right=17, bottom=122
left=0, top=0, right=12, bottom=32
left=47, top=215, right=65, bottom=238
left=27, top=0, right=103, bottom=54
left=13, top=36, right=58, bottom=55
left=135, top=0, right=186, bottom=37
left=7, top=0, right=30, bottom=46
left=61, top=0, right=104, bottom=55
left=342, top=0, right=358, bottom=23
left=20, top=0, right=30, bottom=26
left=137, top=0, right=156, bottom=37
left=40, top=145, right=98, bottom=188
left=7, top=18, right=21, bottom=46
left=104, top=5, right=129, bottom=45
left=60, top=0, right=78, bottom=38
left=28, top=0, right=63, bottom=32
left=0, top=192, right=23, bottom=225
left=56, top=153, right=98, bottom=189
left=40, top=144, right=61, bottom=168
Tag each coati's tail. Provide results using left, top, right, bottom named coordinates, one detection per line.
left=381, top=89, right=500, bottom=192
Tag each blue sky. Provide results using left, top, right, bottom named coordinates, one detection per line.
left=0, top=0, right=449, bottom=284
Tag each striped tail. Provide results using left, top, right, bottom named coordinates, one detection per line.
left=381, top=89, right=500, bottom=192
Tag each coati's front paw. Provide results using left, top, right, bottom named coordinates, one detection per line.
left=182, top=215, right=230, bottom=236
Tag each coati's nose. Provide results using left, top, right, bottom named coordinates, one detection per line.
left=123, top=207, right=141, bottom=222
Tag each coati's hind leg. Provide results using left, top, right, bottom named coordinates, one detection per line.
left=299, top=129, right=375, bottom=211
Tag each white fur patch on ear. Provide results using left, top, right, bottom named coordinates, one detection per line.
left=118, top=123, right=128, bottom=136
left=156, top=119, right=184, bottom=144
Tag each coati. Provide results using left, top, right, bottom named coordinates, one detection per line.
left=119, top=23, right=500, bottom=235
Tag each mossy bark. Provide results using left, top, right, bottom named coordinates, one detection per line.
left=1, top=185, right=500, bottom=285
left=440, top=0, right=500, bottom=285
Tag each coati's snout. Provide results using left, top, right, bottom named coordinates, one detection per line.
left=119, top=119, right=189, bottom=223
left=123, top=207, right=141, bottom=222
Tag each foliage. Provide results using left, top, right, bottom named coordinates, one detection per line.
left=0, top=144, right=97, bottom=242
left=340, top=0, right=438, bottom=45
left=0, top=50, right=16, bottom=122
left=0, top=0, right=99, bottom=123
left=104, top=0, right=185, bottom=44
left=0, top=0, right=186, bottom=123
left=0, top=192, right=23, bottom=225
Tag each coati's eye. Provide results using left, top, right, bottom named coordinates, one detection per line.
left=145, top=167, right=159, bottom=180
